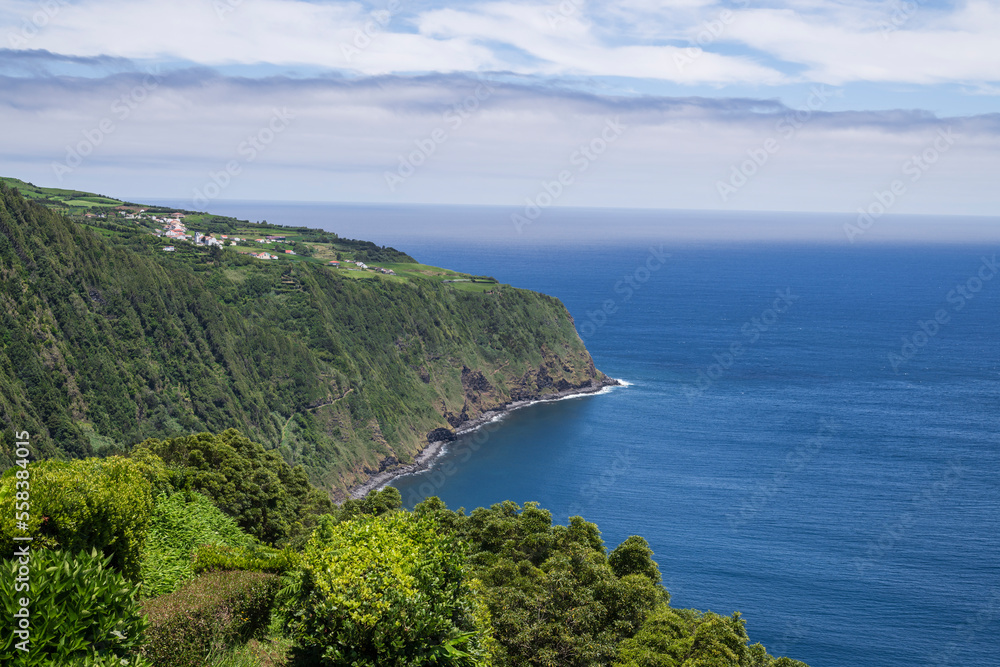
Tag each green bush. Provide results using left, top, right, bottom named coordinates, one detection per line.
left=0, top=549, right=149, bottom=666
left=283, top=512, right=494, bottom=667
left=0, top=457, right=153, bottom=580
left=141, top=491, right=256, bottom=597
left=141, top=570, right=280, bottom=667
left=193, top=543, right=299, bottom=575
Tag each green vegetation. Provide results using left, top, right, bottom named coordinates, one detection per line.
left=448, top=500, right=665, bottom=667
left=134, top=430, right=333, bottom=546
left=193, top=543, right=300, bottom=576
left=0, top=457, right=153, bottom=580
left=283, top=511, right=494, bottom=666
left=0, top=549, right=151, bottom=667
left=614, top=607, right=808, bottom=667
left=141, top=570, right=281, bottom=667
left=0, top=176, right=808, bottom=666
left=0, top=183, right=601, bottom=496
left=141, top=491, right=256, bottom=597
left=0, top=440, right=807, bottom=667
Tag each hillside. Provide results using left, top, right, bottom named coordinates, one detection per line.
left=0, top=182, right=610, bottom=496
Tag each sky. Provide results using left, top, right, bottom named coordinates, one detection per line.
left=0, top=0, right=998, bottom=220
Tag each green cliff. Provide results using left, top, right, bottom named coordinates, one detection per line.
left=0, top=182, right=609, bottom=496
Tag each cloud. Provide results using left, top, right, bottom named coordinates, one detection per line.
left=0, top=47, right=134, bottom=77
left=417, top=3, right=786, bottom=84
left=727, top=1, right=1000, bottom=85
left=2, top=0, right=999, bottom=88
left=1, top=70, right=997, bottom=215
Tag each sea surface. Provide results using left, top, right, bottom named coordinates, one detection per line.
left=152, top=201, right=1000, bottom=666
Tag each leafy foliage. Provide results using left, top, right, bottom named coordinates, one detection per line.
left=613, top=606, right=810, bottom=667
left=0, top=549, right=149, bottom=666
left=133, top=429, right=333, bottom=546
left=609, top=535, right=662, bottom=582
left=283, top=511, right=495, bottom=666
left=192, top=543, right=300, bottom=576
left=141, top=570, right=280, bottom=667
left=0, top=456, right=153, bottom=580
left=141, top=491, right=256, bottom=597
left=328, top=486, right=403, bottom=524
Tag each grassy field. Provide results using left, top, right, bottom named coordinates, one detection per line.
left=3, top=176, right=502, bottom=294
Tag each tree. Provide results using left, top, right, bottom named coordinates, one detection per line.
left=609, top=535, right=661, bottom=583
left=454, top=500, right=667, bottom=667
left=132, top=429, right=332, bottom=546
left=613, top=606, right=810, bottom=667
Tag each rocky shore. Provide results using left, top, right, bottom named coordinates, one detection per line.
left=347, top=376, right=621, bottom=500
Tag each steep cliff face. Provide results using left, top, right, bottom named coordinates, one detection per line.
left=0, top=185, right=607, bottom=496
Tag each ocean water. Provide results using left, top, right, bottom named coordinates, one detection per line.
left=389, top=242, right=1000, bottom=667
left=156, top=201, right=1000, bottom=666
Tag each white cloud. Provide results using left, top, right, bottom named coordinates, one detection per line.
left=725, top=1, right=1000, bottom=85
left=2, top=72, right=997, bottom=215
left=2, top=0, right=998, bottom=86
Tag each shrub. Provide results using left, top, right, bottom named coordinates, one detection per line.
left=283, top=512, right=494, bottom=667
left=141, top=491, right=256, bottom=597
left=141, top=570, right=280, bottom=667
left=192, top=543, right=299, bottom=575
left=0, top=549, right=149, bottom=666
left=0, top=457, right=153, bottom=580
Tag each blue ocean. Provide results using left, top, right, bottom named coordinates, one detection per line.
left=151, top=201, right=1000, bottom=666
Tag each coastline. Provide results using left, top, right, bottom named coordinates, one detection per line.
left=347, top=376, right=622, bottom=500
